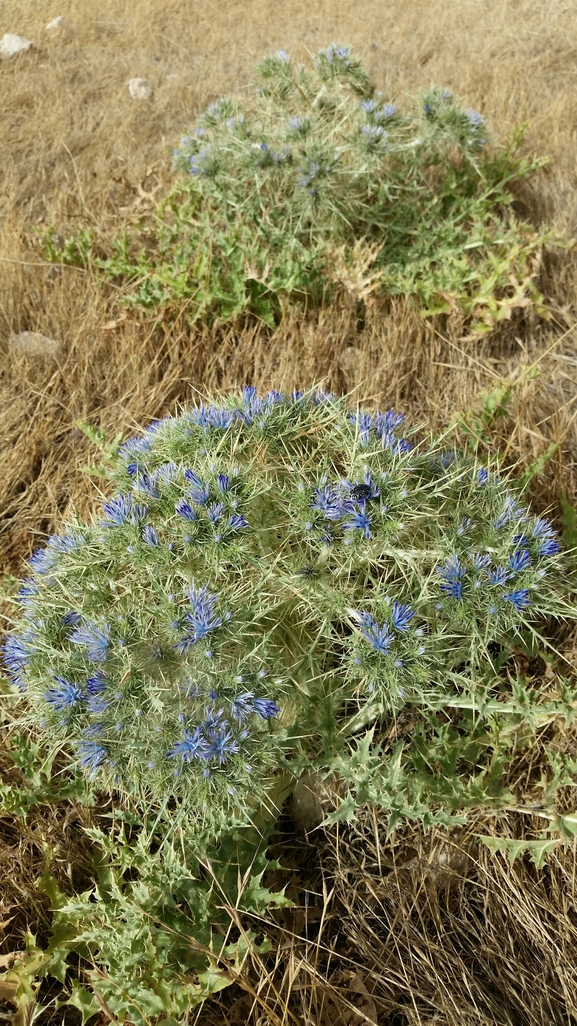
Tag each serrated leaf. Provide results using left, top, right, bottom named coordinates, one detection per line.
left=323, top=794, right=358, bottom=825
left=61, top=984, right=101, bottom=1025
left=478, top=835, right=559, bottom=868
left=241, top=870, right=293, bottom=913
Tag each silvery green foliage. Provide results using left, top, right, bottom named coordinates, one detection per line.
left=3, top=389, right=571, bottom=833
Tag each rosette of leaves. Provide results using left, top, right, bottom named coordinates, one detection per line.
left=90, top=43, right=547, bottom=328
left=3, top=388, right=574, bottom=836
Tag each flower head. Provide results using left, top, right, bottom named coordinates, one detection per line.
left=503, top=589, right=530, bottom=612
left=101, top=494, right=148, bottom=528
left=76, top=740, right=107, bottom=776
left=358, top=618, right=395, bottom=654
left=509, top=549, right=531, bottom=573
left=44, top=676, right=83, bottom=711
left=184, top=470, right=211, bottom=505
left=69, top=621, right=110, bottom=663
left=391, top=601, right=415, bottom=633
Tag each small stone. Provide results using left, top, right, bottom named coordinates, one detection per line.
left=10, top=332, right=60, bottom=357
left=0, top=33, right=33, bottom=58
left=291, top=771, right=343, bottom=833
left=45, top=16, right=73, bottom=36
left=128, top=77, right=152, bottom=101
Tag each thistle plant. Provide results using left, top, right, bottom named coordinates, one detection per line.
left=3, top=388, right=574, bottom=841
left=86, top=44, right=548, bottom=328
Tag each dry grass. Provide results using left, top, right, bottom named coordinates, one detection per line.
left=2, top=0, right=577, bottom=1022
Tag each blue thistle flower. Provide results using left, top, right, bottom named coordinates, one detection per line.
left=142, top=525, right=159, bottom=546
left=381, top=432, right=412, bottom=456
left=184, top=470, right=211, bottom=504
left=311, top=390, right=335, bottom=405
left=438, top=554, right=466, bottom=599
left=360, top=99, right=378, bottom=113
left=231, top=692, right=255, bottom=723
left=287, top=116, right=305, bottom=132
left=457, top=517, right=473, bottom=536
left=167, top=725, right=208, bottom=762
left=175, top=584, right=225, bottom=651
left=206, top=406, right=236, bottom=429
left=349, top=411, right=373, bottom=445
left=358, top=618, right=395, bottom=654
left=473, top=553, right=491, bottom=570
left=488, top=566, right=512, bottom=586
left=503, top=589, right=530, bottom=612
left=85, top=670, right=107, bottom=694
left=509, top=549, right=531, bottom=573
left=2, top=632, right=37, bottom=691
left=276, top=49, right=290, bottom=62
left=133, top=473, right=160, bottom=499
left=252, top=698, right=280, bottom=720
left=118, top=435, right=152, bottom=461
left=532, top=517, right=556, bottom=540
left=391, top=601, right=414, bottom=633
left=76, top=740, right=107, bottom=775
left=86, top=694, right=109, bottom=714
left=312, top=484, right=345, bottom=520
left=44, top=676, right=83, bottom=711
left=17, top=578, right=38, bottom=602
left=477, top=467, right=489, bottom=487
left=465, top=108, right=483, bottom=127
left=297, top=160, right=322, bottom=188
left=187, top=406, right=210, bottom=430
left=204, top=726, right=240, bottom=764
left=494, top=497, right=527, bottom=530
left=70, top=621, right=110, bottom=662
left=207, top=502, right=225, bottom=524
left=343, top=508, right=372, bottom=540
left=61, top=610, right=83, bottom=626
left=375, top=103, right=396, bottom=119
left=228, top=513, right=249, bottom=530
left=361, top=124, right=387, bottom=144
left=175, top=499, right=197, bottom=521
left=101, top=494, right=148, bottom=527
left=351, top=610, right=376, bottom=629
left=438, top=554, right=465, bottom=583
left=217, top=474, right=230, bottom=492
left=538, top=538, right=560, bottom=557
left=323, top=43, right=351, bottom=63
left=375, top=409, right=405, bottom=436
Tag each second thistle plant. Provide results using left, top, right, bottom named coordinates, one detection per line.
left=84, top=43, right=549, bottom=328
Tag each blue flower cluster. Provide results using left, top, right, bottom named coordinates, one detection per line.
left=2, top=630, right=38, bottom=692
left=435, top=506, right=561, bottom=613
left=349, top=408, right=411, bottom=454
left=167, top=690, right=279, bottom=770
left=352, top=601, right=419, bottom=661
left=310, top=470, right=384, bottom=542
left=174, top=583, right=228, bottom=653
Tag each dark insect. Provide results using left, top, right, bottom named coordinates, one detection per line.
left=295, top=564, right=317, bottom=578
left=350, top=483, right=373, bottom=501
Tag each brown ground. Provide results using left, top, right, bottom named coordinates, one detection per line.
left=2, top=0, right=577, bottom=1022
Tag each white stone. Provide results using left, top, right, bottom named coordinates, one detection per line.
left=45, top=16, right=72, bottom=36
left=10, top=332, right=60, bottom=357
left=0, top=33, right=33, bottom=58
left=128, top=77, right=152, bottom=101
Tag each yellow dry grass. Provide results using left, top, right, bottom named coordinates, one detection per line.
left=2, top=0, right=577, bottom=1022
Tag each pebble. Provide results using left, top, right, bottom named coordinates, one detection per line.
left=9, top=332, right=60, bottom=358
left=128, top=77, right=152, bottom=101
left=0, top=33, right=33, bottom=58
left=45, top=16, right=73, bottom=37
